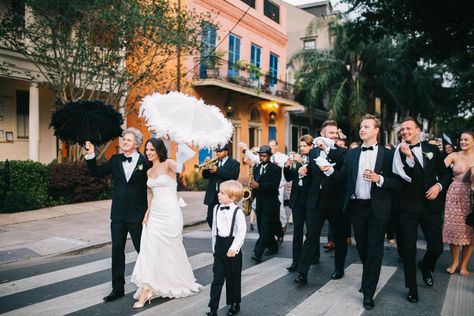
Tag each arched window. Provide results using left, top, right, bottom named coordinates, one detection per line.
left=250, top=107, right=260, bottom=122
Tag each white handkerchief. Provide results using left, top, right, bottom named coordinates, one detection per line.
left=314, top=137, right=336, bottom=150
left=178, top=197, right=188, bottom=207
left=314, top=156, right=336, bottom=167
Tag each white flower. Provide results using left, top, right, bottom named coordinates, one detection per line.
left=423, top=152, right=434, bottom=160
left=138, top=164, right=143, bottom=170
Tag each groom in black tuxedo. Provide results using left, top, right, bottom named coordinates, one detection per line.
left=394, top=117, right=450, bottom=303
left=324, top=114, right=399, bottom=310
left=202, top=143, right=240, bottom=227
left=85, top=128, right=150, bottom=302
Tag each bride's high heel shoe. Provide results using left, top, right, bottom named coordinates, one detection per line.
left=133, top=291, right=155, bottom=309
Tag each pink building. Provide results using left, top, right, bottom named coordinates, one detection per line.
left=183, top=0, right=302, bottom=179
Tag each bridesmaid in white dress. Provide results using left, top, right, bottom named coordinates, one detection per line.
left=131, top=138, right=202, bottom=308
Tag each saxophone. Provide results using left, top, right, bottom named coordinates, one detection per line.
left=242, top=163, right=254, bottom=216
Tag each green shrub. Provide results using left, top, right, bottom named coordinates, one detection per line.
left=48, top=161, right=111, bottom=203
left=183, top=171, right=208, bottom=191
left=0, top=160, right=49, bottom=212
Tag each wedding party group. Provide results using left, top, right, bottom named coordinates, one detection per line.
left=83, top=113, right=474, bottom=315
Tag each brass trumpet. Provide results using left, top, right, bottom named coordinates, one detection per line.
left=194, top=157, right=219, bottom=170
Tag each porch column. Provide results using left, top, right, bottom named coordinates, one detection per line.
left=28, top=82, right=39, bottom=161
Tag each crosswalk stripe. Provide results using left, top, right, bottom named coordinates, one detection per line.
left=287, top=264, right=397, bottom=316
left=2, top=252, right=213, bottom=316
left=0, top=252, right=138, bottom=297
left=136, top=257, right=292, bottom=316
left=441, top=273, right=474, bottom=316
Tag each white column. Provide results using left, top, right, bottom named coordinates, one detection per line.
left=28, top=82, right=39, bottom=161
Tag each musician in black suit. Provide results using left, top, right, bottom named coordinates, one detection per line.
left=250, top=145, right=282, bottom=263
left=325, top=114, right=399, bottom=310
left=294, top=120, right=347, bottom=285
left=393, top=117, right=451, bottom=303
left=283, top=134, right=314, bottom=272
left=202, top=144, right=240, bottom=228
left=84, top=128, right=150, bottom=302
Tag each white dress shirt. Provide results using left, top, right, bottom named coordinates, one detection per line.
left=215, top=156, right=229, bottom=191
left=355, top=144, right=384, bottom=200
left=85, top=151, right=139, bottom=182
left=211, top=203, right=247, bottom=253
left=405, top=144, right=424, bottom=168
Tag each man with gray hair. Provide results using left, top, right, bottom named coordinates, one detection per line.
left=84, top=127, right=149, bottom=302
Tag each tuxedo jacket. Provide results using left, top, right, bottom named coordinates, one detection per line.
left=306, top=146, right=347, bottom=209
left=86, top=153, right=150, bottom=223
left=283, top=162, right=311, bottom=209
left=398, top=141, right=451, bottom=214
left=336, top=146, right=400, bottom=221
left=253, top=162, right=281, bottom=215
left=202, top=157, right=240, bottom=205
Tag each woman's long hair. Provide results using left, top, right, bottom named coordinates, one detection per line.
left=145, top=138, right=168, bottom=163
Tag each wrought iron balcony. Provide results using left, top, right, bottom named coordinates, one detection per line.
left=192, top=57, right=297, bottom=103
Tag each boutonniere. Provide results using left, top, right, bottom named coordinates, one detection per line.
left=135, top=164, right=144, bottom=171
left=423, top=152, right=434, bottom=160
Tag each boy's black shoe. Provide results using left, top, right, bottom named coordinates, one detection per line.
left=227, top=303, right=240, bottom=315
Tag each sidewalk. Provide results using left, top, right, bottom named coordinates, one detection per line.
left=0, top=191, right=206, bottom=265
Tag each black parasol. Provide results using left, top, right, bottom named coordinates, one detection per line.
left=50, top=100, right=124, bottom=146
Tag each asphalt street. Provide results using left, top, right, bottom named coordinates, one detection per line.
left=1, top=222, right=472, bottom=316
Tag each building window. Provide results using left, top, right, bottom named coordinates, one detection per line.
left=302, top=127, right=309, bottom=135
left=264, top=0, right=280, bottom=24
left=11, top=0, right=25, bottom=30
left=304, top=39, right=316, bottom=50
left=16, top=90, right=29, bottom=139
left=200, top=23, right=217, bottom=78
left=269, top=53, right=279, bottom=86
left=250, top=44, right=261, bottom=80
left=291, top=125, right=299, bottom=152
left=241, top=0, right=256, bottom=8
left=228, top=33, right=241, bottom=78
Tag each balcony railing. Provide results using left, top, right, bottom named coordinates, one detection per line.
left=192, top=57, right=296, bottom=101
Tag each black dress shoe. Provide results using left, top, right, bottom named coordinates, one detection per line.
left=264, top=248, right=278, bottom=256
left=363, top=297, right=375, bottom=310
left=103, top=290, right=124, bottom=302
left=287, top=262, right=298, bottom=272
left=251, top=255, right=262, bottom=263
left=418, top=261, right=434, bottom=287
left=407, top=289, right=419, bottom=303
left=358, top=287, right=363, bottom=293
left=206, top=311, right=218, bottom=316
left=331, top=270, right=344, bottom=280
left=294, top=274, right=307, bottom=284
left=227, top=303, right=240, bottom=315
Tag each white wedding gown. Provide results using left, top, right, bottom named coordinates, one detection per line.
left=131, top=175, right=202, bottom=298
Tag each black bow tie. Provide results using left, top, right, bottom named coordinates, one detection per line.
left=409, top=143, right=421, bottom=149
left=361, top=146, right=374, bottom=152
left=220, top=206, right=230, bottom=211
left=123, top=156, right=132, bottom=163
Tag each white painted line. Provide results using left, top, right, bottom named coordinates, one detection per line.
left=136, top=257, right=292, bottom=316
left=441, top=273, right=474, bottom=316
left=0, top=252, right=138, bottom=297
left=3, top=253, right=213, bottom=316
left=287, top=264, right=397, bottom=316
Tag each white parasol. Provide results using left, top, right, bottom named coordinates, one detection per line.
left=139, top=91, right=234, bottom=149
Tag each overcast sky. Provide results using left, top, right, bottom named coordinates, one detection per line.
left=283, top=0, right=349, bottom=12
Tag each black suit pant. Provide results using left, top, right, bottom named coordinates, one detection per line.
left=291, top=203, right=308, bottom=265
left=399, top=207, right=443, bottom=290
left=209, top=236, right=242, bottom=310
left=111, top=221, right=142, bottom=291
left=297, top=202, right=347, bottom=276
left=206, top=195, right=219, bottom=228
left=349, top=200, right=387, bottom=299
left=254, top=209, right=279, bottom=258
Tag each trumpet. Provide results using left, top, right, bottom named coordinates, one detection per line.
left=194, top=157, right=219, bottom=170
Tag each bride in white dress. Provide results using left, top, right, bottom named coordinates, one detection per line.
left=131, top=138, right=202, bottom=308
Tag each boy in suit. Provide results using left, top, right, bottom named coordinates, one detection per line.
left=207, top=180, right=246, bottom=316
